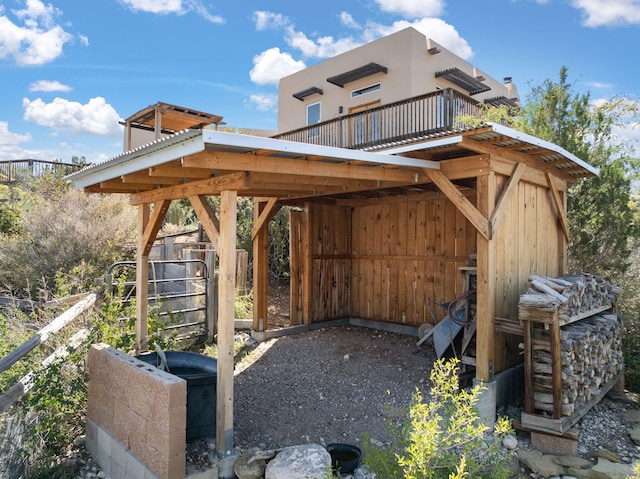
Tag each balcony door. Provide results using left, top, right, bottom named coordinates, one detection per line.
left=349, top=100, right=381, bottom=147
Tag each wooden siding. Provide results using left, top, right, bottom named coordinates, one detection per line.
left=491, top=169, right=566, bottom=371
left=291, top=163, right=567, bottom=379
left=306, top=203, right=353, bottom=322
left=296, top=191, right=488, bottom=326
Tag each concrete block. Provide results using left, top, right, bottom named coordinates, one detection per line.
left=109, top=460, right=126, bottom=479
left=145, top=444, right=167, bottom=479
left=126, top=450, right=148, bottom=478
left=87, top=386, right=114, bottom=428
left=168, top=406, right=187, bottom=434
left=128, top=381, right=151, bottom=418
left=147, top=422, right=186, bottom=458
left=531, top=431, right=578, bottom=456
left=111, top=400, right=130, bottom=445
left=167, top=452, right=186, bottom=479
left=149, top=403, right=186, bottom=434
left=110, top=372, right=128, bottom=404
left=96, top=424, right=112, bottom=457
left=145, top=466, right=162, bottom=479
left=110, top=437, right=128, bottom=471
left=85, top=417, right=97, bottom=443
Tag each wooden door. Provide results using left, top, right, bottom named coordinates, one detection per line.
left=349, top=100, right=381, bottom=147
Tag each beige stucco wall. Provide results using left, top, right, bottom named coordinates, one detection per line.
left=277, top=27, right=519, bottom=133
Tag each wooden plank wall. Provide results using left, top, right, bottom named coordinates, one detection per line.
left=493, top=172, right=565, bottom=370
left=348, top=192, right=475, bottom=326
left=307, top=203, right=353, bottom=322
left=297, top=169, right=566, bottom=368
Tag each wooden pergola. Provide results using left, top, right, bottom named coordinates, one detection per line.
left=67, top=123, right=597, bottom=452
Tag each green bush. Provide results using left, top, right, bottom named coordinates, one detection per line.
left=0, top=177, right=136, bottom=298
left=363, top=358, right=513, bottom=479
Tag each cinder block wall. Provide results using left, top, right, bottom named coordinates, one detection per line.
left=86, top=343, right=187, bottom=479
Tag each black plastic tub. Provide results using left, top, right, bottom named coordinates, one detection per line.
left=136, top=351, right=217, bottom=442
left=327, top=443, right=361, bottom=473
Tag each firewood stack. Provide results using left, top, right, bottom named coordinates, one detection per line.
left=518, top=273, right=623, bottom=419
left=527, top=313, right=623, bottom=416
left=518, top=273, right=621, bottom=323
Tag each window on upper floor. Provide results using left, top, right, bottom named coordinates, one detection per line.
left=307, top=102, right=321, bottom=126
left=351, top=83, right=381, bottom=98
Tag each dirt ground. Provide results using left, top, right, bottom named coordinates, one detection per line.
left=233, top=324, right=438, bottom=450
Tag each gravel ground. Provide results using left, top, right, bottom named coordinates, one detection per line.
left=233, top=325, right=437, bottom=450
left=64, top=323, right=640, bottom=478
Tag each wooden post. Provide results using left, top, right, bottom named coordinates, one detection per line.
left=475, top=172, right=496, bottom=382
left=523, top=320, right=534, bottom=413
left=252, top=199, right=269, bottom=331
left=136, top=204, right=150, bottom=353
left=550, top=317, right=563, bottom=419
left=217, top=190, right=237, bottom=453
left=302, top=202, right=312, bottom=324
left=289, top=210, right=302, bottom=325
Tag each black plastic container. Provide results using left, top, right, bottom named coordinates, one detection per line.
left=136, top=351, right=217, bottom=442
left=326, top=443, right=361, bottom=473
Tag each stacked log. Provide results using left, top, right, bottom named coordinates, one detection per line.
left=527, top=313, right=623, bottom=416
left=518, top=273, right=621, bottom=322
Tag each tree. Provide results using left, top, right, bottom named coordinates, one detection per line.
left=518, top=66, right=640, bottom=278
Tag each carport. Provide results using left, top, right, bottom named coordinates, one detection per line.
left=67, top=122, right=597, bottom=453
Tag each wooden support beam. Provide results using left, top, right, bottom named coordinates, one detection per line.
left=475, top=172, right=497, bottom=382
left=130, top=172, right=249, bottom=205
left=302, top=202, right=312, bottom=324
left=289, top=210, right=303, bottom=325
left=121, top=174, right=183, bottom=185
left=424, top=169, right=490, bottom=240
left=460, top=137, right=568, bottom=181
left=252, top=199, right=270, bottom=331
left=136, top=204, right=150, bottom=353
left=183, top=151, right=427, bottom=184
left=140, top=200, right=171, bottom=256
left=489, top=162, right=526, bottom=238
left=189, top=195, right=220, bottom=243
left=545, top=172, right=570, bottom=242
left=252, top=197, right=279, bottom=240
left=217, top=189, right=237, bottom=453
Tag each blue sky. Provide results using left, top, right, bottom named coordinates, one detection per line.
left=0, top=0, right=639, bottom=164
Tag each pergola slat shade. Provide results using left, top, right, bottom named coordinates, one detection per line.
left=326, top=62, right=388, bottom=87
left=292, top=87, right=323, bottom=101
left=435, top=67, right=491, bottom=96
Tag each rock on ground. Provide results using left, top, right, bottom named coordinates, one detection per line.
left=265, top=444, right=331, bottom=479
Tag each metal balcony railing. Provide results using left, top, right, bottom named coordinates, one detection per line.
left=0, top=159, right=83, bottom=184
left=273, top=88, right=483, bottom=150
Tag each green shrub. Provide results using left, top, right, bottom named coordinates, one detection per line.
left=363, top=358, right=513, bottom=479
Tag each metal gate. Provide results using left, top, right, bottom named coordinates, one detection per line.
left=105, top=259, right=210, bottom=340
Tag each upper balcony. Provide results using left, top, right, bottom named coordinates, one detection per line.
left=273, top=88, right=513, bottom=151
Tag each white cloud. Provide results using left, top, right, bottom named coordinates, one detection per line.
left=249, top=94, right=278, bottom=112
left=249, top=7, right=473, bottom=88
left=29, top=79, right=72, bottom=92
left=119, top=0, right=224, bottom=23
left=253, top=11, right=289, bottom=31
left=250, top=48, right=306, bottom=85
left=585, top=81, right=614, bottom=89
left=374, top=0, right=444, bottom=18
left=79, top=34, right=89, bottom=46
left=22, top=96, right=123, bottom=137
left=285, top=27, right=362, bottom=58
left=0, top=0, right=72, bottom=65
left=572, top=0, right=640, bottom=26
left=339, top=12, right=361, bottom=30
left=363, top=18, right=473, bottom=59
left=0, top=121, right=32, bottom=145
